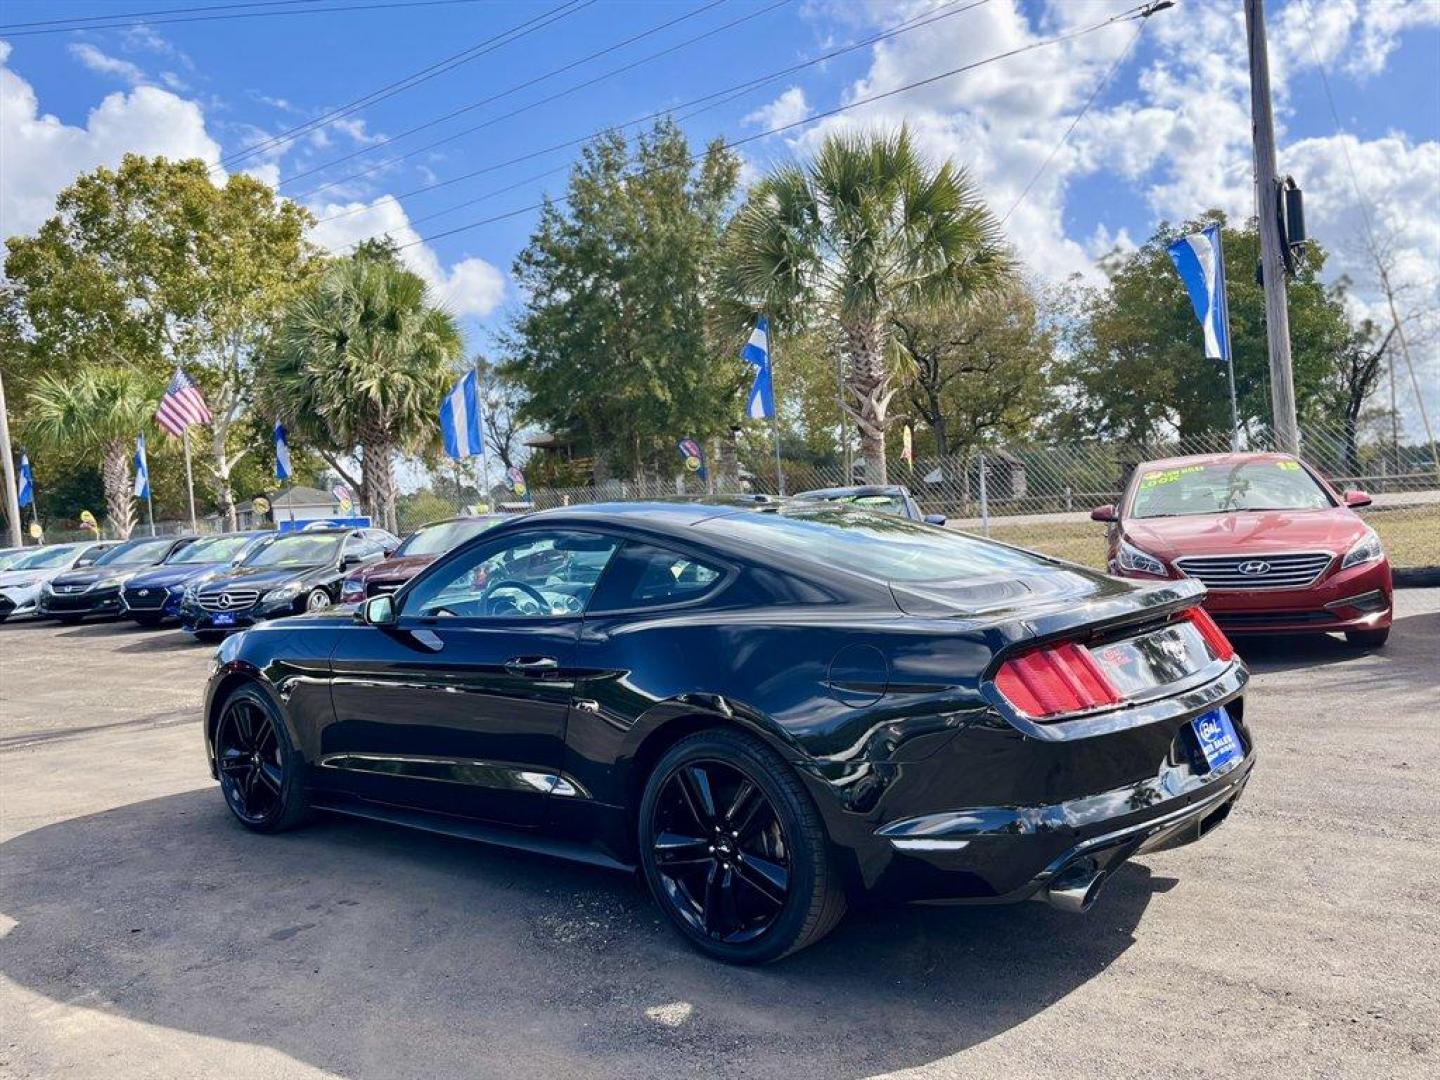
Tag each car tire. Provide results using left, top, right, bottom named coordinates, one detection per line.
left=1345, top=627, right=1390, bottom=648
left=192, top=630, right=225, bottom=643
left=638, top=727, right=847, bottom=965
left=305, top=588, right=331, bottom=613
left=56, top=615, right=82, bottom=625
left=213, top=683, right=309, bottom=834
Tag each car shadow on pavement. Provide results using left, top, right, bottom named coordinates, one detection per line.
left=113, top=630, right=206, bottom=653
left=0, top=789, right=1170, bottom=1078
left=1237, top=607, right=1438, bottom=677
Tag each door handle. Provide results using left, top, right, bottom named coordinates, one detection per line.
left=505, top=656, right=559, bottom=676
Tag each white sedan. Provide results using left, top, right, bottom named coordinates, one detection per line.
left=0, top=541, right=116, bottom=621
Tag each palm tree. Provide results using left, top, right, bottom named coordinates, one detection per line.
left=265, top=253, right=462, bottom=532
left=24, top=367, right=156, bottom=539
left=724, top=128, right=1013, bottom=482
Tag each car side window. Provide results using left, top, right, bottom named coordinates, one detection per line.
left=403, top=531, right=620, bottom=619
left=588, top=541, right=724, bottom=613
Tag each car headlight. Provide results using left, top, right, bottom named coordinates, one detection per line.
left=340, top=579, right=365, bottom=601
left=1117, top=538, right=1167, bottom=577
left=263, top=583, right=302, bottom=604
left=1341, top=526, right=1383, bottom=570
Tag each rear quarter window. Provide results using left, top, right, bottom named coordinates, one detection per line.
left=588, top=542, right=725, bottom=612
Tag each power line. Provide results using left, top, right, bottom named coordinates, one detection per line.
left=221, top=0, right=591, bottom=169
left=388, top=1, right=1155, bottom=252
left=0, top=0, right=496, bottom=37
left=313, top=0, right=991, bottom=226
left=0, top=0, right=322, bottom=32
left=283, top=0, right=785, bottom=195
left=999, top=14, right=1150, bottom=226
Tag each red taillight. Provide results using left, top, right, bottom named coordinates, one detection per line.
left=994, top=642, right=1123, bottom=719
left=1184, top=604, right=1235, bottom=661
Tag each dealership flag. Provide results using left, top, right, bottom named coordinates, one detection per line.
left=17, top=453, right=34, bottom=508
left=441, top=370, right=484, bottom=460
left=1167, top=224, right=1232, bottom=363
left=155, top=368, right=212, bottom=436
left=740, top=316, right=775, bottom=421
left=274, top=422, right=293, bottom=482
left=133, top=434, right=150, bottom=499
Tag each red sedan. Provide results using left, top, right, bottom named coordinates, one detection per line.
left=339, top=515, right=509, bottom=605
left=1092, top=452, right=1392, bottom=647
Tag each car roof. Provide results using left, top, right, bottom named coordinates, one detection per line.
left=1134, top=451, right=1301, bottom=470
left=795, top=485, right=906, bottom=499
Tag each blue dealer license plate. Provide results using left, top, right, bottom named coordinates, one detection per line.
left=211, top=612, right=236, bottom=627
left=1191, top=707, right=1241, bottom=774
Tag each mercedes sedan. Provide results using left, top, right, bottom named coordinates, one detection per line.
left=204, top=501, right=1254, bottom=963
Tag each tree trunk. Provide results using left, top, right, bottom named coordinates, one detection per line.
left=361, top=434, right=398, bottom=533
left=842, top=316, right=893, bottom=484
left=211, top=425, right=239, bottom=531
left=102, top=440, right=135, bottom=540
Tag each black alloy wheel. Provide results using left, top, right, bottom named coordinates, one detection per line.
left=639, top=729, right=846, bottom=964
left=214, top=686, right=307, bottom=833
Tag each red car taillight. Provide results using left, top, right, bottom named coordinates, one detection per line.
left=994, top=642, right=1123, bottom=719
left=1184, top=604, right=1235, bottom=661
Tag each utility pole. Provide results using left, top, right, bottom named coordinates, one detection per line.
left=0, top=366, right=21, bottom=547
left=1244, top=0, right=1300, bottom=455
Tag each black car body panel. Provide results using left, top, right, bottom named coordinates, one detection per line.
left=204, top=502, right=1253, bottom=911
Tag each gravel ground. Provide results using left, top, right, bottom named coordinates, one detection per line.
left=1, top=595, right=1437, bottom=1080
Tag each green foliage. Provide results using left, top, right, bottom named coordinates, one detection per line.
left=501, top=120, right=743, bottom=479
left=4, top=154, right=320, bottom=524
left=263, top=253, right=464, bottom=531
left=890, top=285, right=1055, bottom=458
left=721, top=127, right=1013, bottom=481
left=1057, top=212, right=1355, bottom=441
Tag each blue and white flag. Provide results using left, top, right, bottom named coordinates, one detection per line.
left=1167, top=224, right=1232, bottom=363
left=440, top=370, right=484, bottom=460
left=17, top=453, right=34, bottom=508
left=274, top=422, right=293, bottom=482
left=741, top=316, right=775, bottom=421
left=133, top=434, right=150, bottom=500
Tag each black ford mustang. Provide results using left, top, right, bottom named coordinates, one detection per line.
left=204, top=501, right=1254, bottom=963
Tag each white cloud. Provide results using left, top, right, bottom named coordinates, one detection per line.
left=307, top=195, right=506, bottom=318
left=744, top=87, right=811, bottom=132
left=67, top=43, right=149, bottom=87
left=2, top=42, right=222, bottom=240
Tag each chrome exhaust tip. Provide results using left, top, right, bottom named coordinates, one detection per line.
left=1045, top=860, right=1108, bottom=914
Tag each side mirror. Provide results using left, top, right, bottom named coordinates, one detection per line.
left=342, top=553, right=366, bottom=569
left=1344, top=490, right=1372, bottom=509
left=923, top=513, right=948, bottom=527
left=359, top=594, right=396, bottom=626
left=1090, top=504, right=1119, bottom=523
left=75, top=557, right=97, bottom=567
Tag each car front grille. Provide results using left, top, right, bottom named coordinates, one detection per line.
left=197, top=588, right=261, bottom=612
left=1175, top=552, right=1333, bottom=590
left=52, top=583, right=89, bottom=595
left=122, top=586, right=169, bottom=610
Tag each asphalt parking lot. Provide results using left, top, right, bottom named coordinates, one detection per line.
left=1, top=595, right=1437, bottom=1080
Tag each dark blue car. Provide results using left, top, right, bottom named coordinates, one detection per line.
left=121, top=532, right=270, bottom=626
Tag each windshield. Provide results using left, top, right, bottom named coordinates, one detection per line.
left=242, top=533, right=341, bottom=568
left=395, top=517, right=502, bottom=557
left=10, top=545, right=83, bottom=570
left=169, top=534, right=259, bottom=564
left=95, top=538, right=175, bottom=566
left=801, top=492, right=908, bottom=516
left=1130, top=459, right=1332, bottom=519
left=0, top=551, right=27, bottom=570
left=701, top=507, right=1048, bottom=582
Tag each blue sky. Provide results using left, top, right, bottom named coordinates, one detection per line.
left=2, top=0, right=1437, bottom=432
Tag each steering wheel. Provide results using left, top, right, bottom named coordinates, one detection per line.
left=481, top=578, right=550, bottom=616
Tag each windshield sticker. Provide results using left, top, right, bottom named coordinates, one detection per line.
left=1276, top=461, right=1301, bottom=471
left=1138, top=465, right=1205, bottom=488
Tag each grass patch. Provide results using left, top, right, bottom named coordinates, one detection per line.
left=977, top=503, right=1440, bottom=570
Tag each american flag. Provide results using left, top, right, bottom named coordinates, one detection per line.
left=155, top=369, right=211, bottom=437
